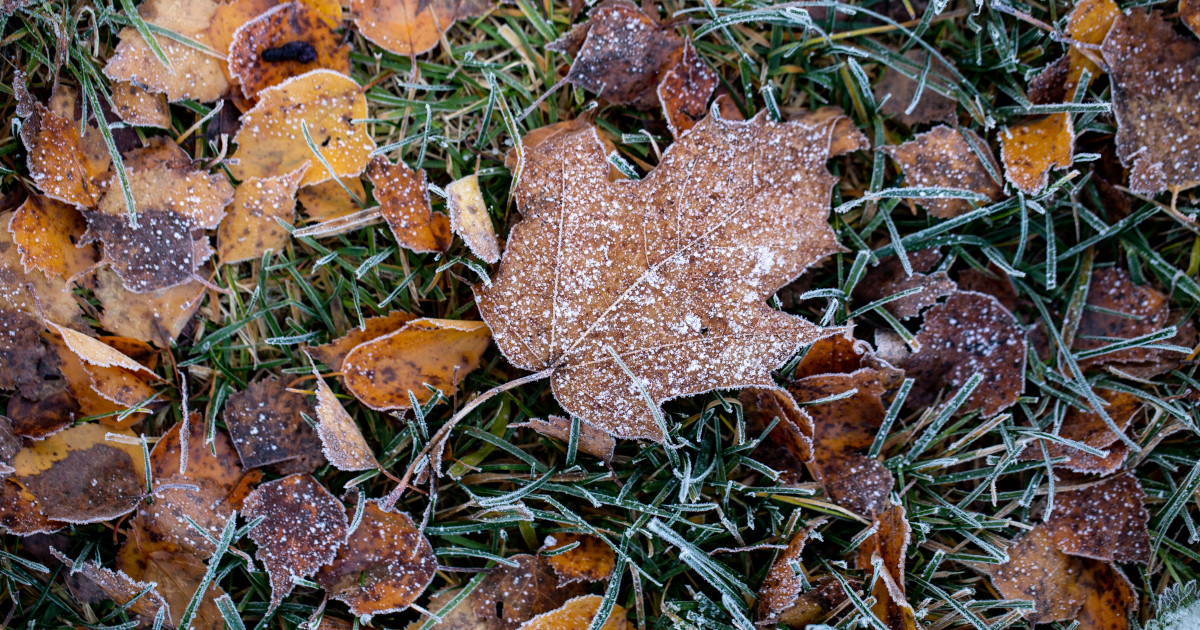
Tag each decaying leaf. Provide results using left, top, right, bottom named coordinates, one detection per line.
left=476, top=111, right=864, bottom=441
left=368, top=157, right=452, bottom=254
left=8, top=195, right=97, bottom=281
left=230, top=70, right=373, bottom=187
left=116, top=540, right=228, bottom=630
left=1074, top=268, right=1192, bottom=377
left=545, top=533, right=615, bottom=583
left=658, top=41, right=718, bottom=137
left=739, top=387, right=814, bottom=483
left=550, top=0, right=683, bottom=108
left=447, top=174, right=500, bottom=264
left=103, top=0, right=230, bottom=102
left=218, top=167, right=306, bottom=263
left=856, top=504, right=915, bottom=630
left=0, top=211, right=87, bottom=330
left=416, top=554, right=587, bottom=629
left=516, top=595, right=630, bottom=630
left=895, top=291, right=1027, bottom=417
left=307, top=310, right=417, bottom=372
left=315, top=499, right=436, bottom=618
left=110, top=81, right=171, bottom=129
left=774, top=576, right=849, bottom=628
left=873, top=48, right=957, bottom=127
left=882, top=126, right=1002, bottom=218
left=93, top=267, right=206, bottom=346
left=310, top=365, right=378, bottom=471
left=1185, top=0, right=1200, bottom=38
left=298, top=177, right=366, bottom=220
left=351, top=0, right=493, bottom=57
left=229, top=1, right=352, bottom=100
left=223, top=375, right=324, bottom=470
left=1020, top=388, right=1139, bottom=474
left=50, top=548, right=171, bottom=627
left=853, top=249, right=956, bottom=319
left=510, top=416, right=616, bottom=464
left=341, top=318, right=491, bottom=410
left=1000, top=113, right=1074, bottom=194
left=244, top=473, right=348, bottom=611
left=0, top=309, right=68, bottom=408
left=21, top=103, right=110, bottom=208
left=1045, top=473, right=1151, bottom=564
left=757, top=526, right=811, bottom=622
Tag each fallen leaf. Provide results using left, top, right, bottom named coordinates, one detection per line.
left=873, top=49, right=957, bottom=127
left=369, top=156, right=452, bottom=254
left=244, top=473, right=348, bottom=611
left=510, top=416, right=616, bottom=464
left=307, top=310, right=417, bottom=372
left=8, top=195, right=96, bottom=282
left=298, top=177, right=366, bottom=220
left=0, top=415, right=20, bottom=470
left=1045, top=473, right=1151, bottom=564
left=209, top=0, right=281, bottom=54
left=1064, top=0, right=1119, bottom=96
left=856, top=504, right=915, bottom=630
left=516, top=595, right=630, bottom=630
left=1000, top=113, right=1074, bottom=194
left=773, top=576, right=849, bottom=628
left=314, top=499, right=436, bottom=618
left=756, top=526, right=811, bottom=622
left=545, top=533, right=615, bottom=583
left=116, top=539, right=228, bottom=630
left=229, top=1, right=352, bottom=100
left=92, top=267, right=206, bottom=346
left=657, top=40, right=718, bottom=137
left=20, top=103, right=110, bottom=208
left=230, top=69, right=373, bottom=187
left=1074, top=268, right=1191, bottom=376
left=447, top=174, right=501, bottom=263
left=0, top=309, right=68, bottom=408
left=350, top=0, right=493, bottom=57
left=739, top=387, right=814, bottom=484
left=110, top=81, right=172, bottom=129
left=49, top=548, right=171, bottom=626
left=0, top=212, right=87, bottom=330
left=895, top=291, right=1027, bottom=417
left=223, top=375, right=324, bottom=469
left=549, top=0, right=683, bottom=108
left=0, top=479, right=64, bottom=535
left=310, top=365, right=378, bottom=471
left=103, top=0, right=230, bottom=102
left=476, top=111, right=863, bottom=441
left=853, top=249, right=957, bottom=319
left=47, top=320, right=154, bottom=375
left=1074, top=561, right=1137, bottom=630
left=1185, top=0, right=1200, bottom=38
left=882, top=126, right=1002, bottom=219
left=468, top=554, right=588, bottom=629
left=218, top=167, right=306, bottom=263
left=45, top=334, right=145, bottom=426
left=1020, top=388, right=1139, bottom=474
left=341, top=318, right=491, bottom=410
left=955, top=264, right=1019, bottom=312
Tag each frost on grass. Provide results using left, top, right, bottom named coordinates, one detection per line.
left=1044, top=473, right=1151, bottom=564
left=854, top=504, right=915, bottom=630
left=351, top=0, right=493, bottom=57
left=1102, top=9, right=1200, bottom=194
left=244, top=473, right=349, bottom=612
left=103, top=0, right=230, bottom=102
left=223, top=375, right=325, bottom=470
left=218, top=166, right=306, bottom=263
left=853, top=249, right=957, bottom=319
left=882, top=126, right=1003, bottom=219
left=307, top=310, right=417, bottom=373
left=315, top=500, right=435, bottom=618
left=49, top=548, right=171, bottom=627
left=477, top=111, right=864, bottom=442
left=447, top=174, right=501, bottom=264
left=369, top=156, right=452, bottom=254
left=229, top=2, right=351, bottom=100
left=1000, top=112, right=1074, bottom=194
left=1019, top=388, right=1140, bottom=474
left=511, top=415, right=616, bottom=464
left=1074, top=268, right=1195, bottom=377
left=657, top=41, right=718, bottom=137
left=544, top=533, right=615, bottom=583
left=873, top=48, right=957, bottom=127
left=310, top=365, right=378, bottom=472
left=515, top=595, right=631, bottom=630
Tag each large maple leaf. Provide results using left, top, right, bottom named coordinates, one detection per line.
left=476, top=112, right=865, bottom=441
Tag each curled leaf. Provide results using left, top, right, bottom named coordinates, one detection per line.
left=311, top=365, right=378, bottom=471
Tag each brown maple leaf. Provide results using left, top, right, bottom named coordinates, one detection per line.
left=476, top=111, right=864, bottom=442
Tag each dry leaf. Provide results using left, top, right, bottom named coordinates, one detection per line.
left=1064, top=0, right=1119, bottom=96
left=545, top=533, right=615, bottom=583
left=229, top=1, right=352, bottom=100
left=549, top=0, right=683, bottom=108
left=369, top=156, right=452, bottom=254
left=1000, top=113, right=1074, bottom=194
left=103, top=0, right=230, bottom=102
left=307, top=310, right=417, bottom=371
left=0, top=212, right=87, bottom=330
left=856, top=505, right=915, bottom=630
left=351, top=0, right=493, bottom=56
left=315, top=499, right=436, bottom=618
left=8, top=195, right=97, bottom=281
left=510, top=416, right=616, bottom=464
left=244, top=473, right=348, bottom=611
left=223, top=375, right=324, bottom=470
left=47, top=320, right=155, bottom=375
left=873, top=49, right=957, bottom=127
left=1185, top=0, right=1200, bottom=37
left=110, top=81, right=172, bottom=129
left=0, top=478, right=64, bottom=535
left=0, top=309, right=69, bottom=413
left=341, top=318, right=491, bottom=411
left=298, top=177, right=366, bottom=220
left=1074, top=268, right=1190, bottom=376
left=658, top=40, right=718, bottom=137
left=896, top=291, right=1027, bottom=417
left=49, top=548, right=171, bottom=627
left=230, top=69, right=373, bottom=187
left=476, top=111, right=863, bottom=442
left=93, top=267, right=206, bottom=346
left=756, top=527, right=811, bottom=622
left=516, top=595, right=630, bottom=630
left=218, top=167, right=306, bottom=263
left=447, top=174, right=500, bottom=263
left=774, top=576, right=849, bottom=628
left=882, top=126, right=1002, bottom=219
left=311, top=365, right=378, bottom=471
left=1020, top=388, right=1139, bottom=474
left=459, top=554, right=588, bottom=629
left=739, top=387, right=814, bottom=484
left=21, top=103, right=110, bottom=208
left=1045, top=473, right=1151, bottom=564
left=44, top=334, right=144, bottom=427
left=116, top=540, right=228, bottom=630
left=853, top=249, right=956, bottom=319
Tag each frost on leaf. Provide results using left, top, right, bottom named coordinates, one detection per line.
left=298, top=177, right=366, bottom=220
left=342, top=318, right=491, bottom=411
left=0, top=212, right=87, bottom=330
left=549, top=0, right=683, bottom=108
left=447, top=174, right=501, bottom=263
left=21, top=104, right=110, bottom=208
left=369, top=157, right=452, bottom=254
left=756, top=526, right=812, bottom=622
left=853, top=249, right=956, bottom=319
left=545, top=533, right=616, bottom=583
left=1073, top=268, right=1194, bottom=377
left=854, top=504, right=916, bottom=630
left=1045, top=473, right=1151, bottom=564
left=873, top=49, right=957, bottom=127
left=103, top=0, right=230, bottom=102
left=244, top=473, right=348, bottom=612
left=218, top=167, right=306, bottom=263
left=1019, top=388, right=1139, bottom=474
left=895, top=291, right=1027, bottom=417
left=311, top=365, right=378, bottom=471
left=658, top=41, right=718, bottom=137
left=0, top=310, right=75, bottom=439
left=476, top=111, right=863, bottom=442
left=229, top=2, right=352, bottom=100
left=1064, top=0, right=1119, bottom=96
left=315, top=500, right=436, bottom=618
left=516, top=595, right=631, bottom=630
left=230, top=70, right=373, bottom=187
left=224, top=375, right=324, bottom=470
left=1000, top=113, right=1074, bottom=194
left=351, top=0, right=493, bottom=57
left=307, top=310, right=417, bottom=372
left=882, top=126, right=1002, bottom=219
left=49, top=548, right=171, bottom=627
left=110, top=81, right=171, bottom=129
left=116, top=539, right=228, bottom=630
left=510, top=415, right=616, bottom=464
left=1101, top=9, right=1200, bottom=194
left=9, top=195, right=97, bottom=281
left=93, top=267, right=206, bottom=346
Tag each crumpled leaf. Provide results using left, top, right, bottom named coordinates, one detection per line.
left=230, top=70, right=373, bottom=187
left=550, top=0, right=682, bottom=109
left=853, top=249, right=956, bottom=319
left=1045, top=473, right=1151, bottom=564
left=1101, top=9, right=1200, bottom=194
left=103, top=0, right=230, bottom=102
left=1019, top=388, right=1139, bottom=474
left=116, top=539, right=227, bottom=630
left=1074, top=268, right=1194, bottom=377
left=895, top=291, right=1027, bottom=417
left=110, top=81, right=171, bottom=129
left=228, top=1, right=352, bottom=100
left=515, top=595, right=630, bottom=630
left=368, top=156, right=451, bottom=254
left=1000, top=113, right=1074, bottom=194
left=510, top=416, right=616, bottom=464
left=223, top=375, right=324, bottom=470
left=882, top=126, right=1002, bottom=219
left=244, top=473, right=348, bottom=611
left=314, top=499, right=436, bottom=618
left=93, top=267, right=206, bottom=346
left=873, top=48, right=957, bottom=127
left=476, top=111, right=864, bottom=442
left=545, top=533, right=615, bottom=583
left=307, top=310, right=417, bottom=372
left=658, top=40, right=718, bottom=137
left=218, top=166, right=306, bottom=263
left=20, top=103, right=110, bottom=208
left=341, top=318, right=491, bottom=411
left=351, top=0, right=493, bottom=56
left=447, top=174, right=501, bottom=264
left=855, top=504, right=915, bottom=630
left=310, top=364, right=378, bottom=471
left=8, top=195, right=97, bottom=281
left=756, top=526, right=812, bottom=622
left=50, top=548, right=171, bottom=627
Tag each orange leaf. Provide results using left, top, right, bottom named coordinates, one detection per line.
left=447, top=174, right=500, bottom=263
left=8, top=195, right=97, bottom=281
left=228, top=1, right=351, bottom=100
left=351, top=0, right=493, bottom=56
left=103, top=0, right=230, bottom=102
left=657, top=40, right=718, bottom=137
left=1000, top=112, right=1074, bottom=194
left=545, top=533, right=616, bottom=583
left=218, top=167, right=306, bottom=263
left=110, top=81, right=172, bottom=129
left=369, top=156, right=452, bottom=254
left=516, top=595, right=630, bottom=630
